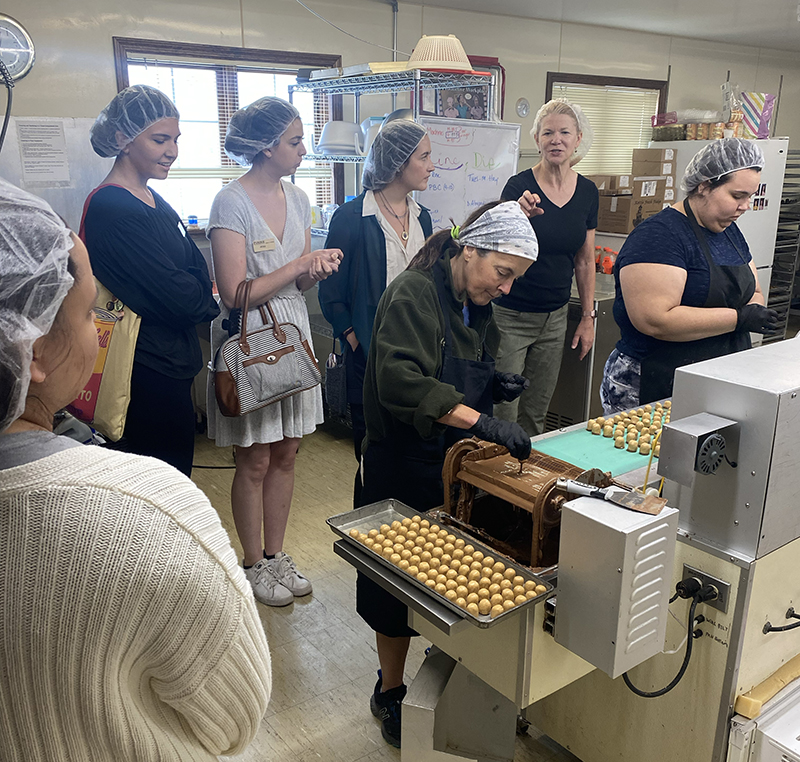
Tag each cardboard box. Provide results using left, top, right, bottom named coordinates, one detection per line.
left=597, top=194, right=664, bottom=234
left=611, top=174, right=632, bottom=191
left=632, top=159, right=675, bottom=177
left=586, top=174, right=633, bottom=194
left=632, top=148, right=675, bottom=163
left=631, top=175, right=668, bottom=201
left=586, top=174, right=613, bottom=191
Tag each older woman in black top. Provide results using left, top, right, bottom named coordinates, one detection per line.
left=81, top=85, right=219, bottom=475
left=494, top=98, right=598, bottom=436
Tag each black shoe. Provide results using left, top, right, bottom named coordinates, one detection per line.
left=369, top=670, right=406, bottom=748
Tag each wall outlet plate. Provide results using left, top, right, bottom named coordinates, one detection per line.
left=683, top=564, right=731, bottom=614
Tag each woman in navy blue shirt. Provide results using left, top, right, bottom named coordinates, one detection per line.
left=601, top=139, right=778, bottom=413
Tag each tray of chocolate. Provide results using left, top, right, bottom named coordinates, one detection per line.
left=328, top=499, right=552, bottom=629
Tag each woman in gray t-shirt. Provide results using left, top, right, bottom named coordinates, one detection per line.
left=207, top=97, right=342, bottom=608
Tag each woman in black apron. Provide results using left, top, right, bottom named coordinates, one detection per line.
left=600, top=138, right=779, bottom=414
left=358, top=201, right=539, bottom=748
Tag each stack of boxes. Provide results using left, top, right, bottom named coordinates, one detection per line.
left=590, top=148, right=676, bottom=235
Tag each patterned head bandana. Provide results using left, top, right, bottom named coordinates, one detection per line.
left=455, top=201, right=538, bottom=261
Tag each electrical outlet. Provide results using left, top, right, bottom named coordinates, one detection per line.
left=682, top=564, right=731, bottom=614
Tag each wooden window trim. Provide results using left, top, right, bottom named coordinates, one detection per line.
left=113, top=37, right=341, bottom=89
left=545, top=71, right=669, bottom=115
left=113, top=36, right=344, bottom=203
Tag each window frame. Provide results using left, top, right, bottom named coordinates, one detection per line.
left=543, top=71, right=669, bottom=175
left=545, top=71, right=669, bottom=115
left=112, top=36, right=344, bottom=204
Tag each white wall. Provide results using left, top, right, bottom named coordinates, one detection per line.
left=2, top=0, right=798, bottom=152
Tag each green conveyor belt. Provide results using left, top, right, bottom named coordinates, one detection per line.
left=531, top=428, right=656, bottom=476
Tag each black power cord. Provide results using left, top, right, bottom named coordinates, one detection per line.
left=763, top=607, right=800, bottom=634
left=0, top=60, right=14, bottom=156
left=623, top=580, right=717, bottom=698
left=623, top=596, right=701, bottom=698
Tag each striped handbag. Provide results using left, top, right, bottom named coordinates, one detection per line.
left=214, top=280, right=321, bottom=417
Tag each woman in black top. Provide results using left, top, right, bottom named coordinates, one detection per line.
left=494, top=98, right=598, bottom=436
left=82, top=85, right=219, bottom=475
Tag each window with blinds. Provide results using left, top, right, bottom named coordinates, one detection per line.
left=547, top=74, right=668, bottom=175
left=113, top=39, right=340, bottom=221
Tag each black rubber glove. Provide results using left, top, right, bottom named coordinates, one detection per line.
left=469, top=413, right=532, bottom=461
left=736, top=304, right=780, bottom=335
left=492, top=371, right=530, bottom=403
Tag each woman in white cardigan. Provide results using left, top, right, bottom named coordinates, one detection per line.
left=0, top=178, right=272, bottom=762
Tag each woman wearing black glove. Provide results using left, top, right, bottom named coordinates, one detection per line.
left=356, top=201, right=538, bottom=749
left=601, top=139, right=772, bottom=413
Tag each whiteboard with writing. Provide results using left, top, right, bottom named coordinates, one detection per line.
left=416, top=117, right=521, bottom=232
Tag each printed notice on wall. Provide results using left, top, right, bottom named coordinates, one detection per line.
left=17, top=119, right=71, bottom=187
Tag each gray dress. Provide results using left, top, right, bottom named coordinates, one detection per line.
left=206, top=179, right=324, bottom=447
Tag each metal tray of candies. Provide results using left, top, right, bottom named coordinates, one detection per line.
left=327, top=499, right=552, bottom=629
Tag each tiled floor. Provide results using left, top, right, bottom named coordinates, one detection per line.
left=191, top=421, right=580, bottom=762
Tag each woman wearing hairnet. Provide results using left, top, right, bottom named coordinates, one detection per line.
left=207, top=96, right=341, bottom=608
left=81, top=85, right=220, bottom=475
left=318, top=119, right=434, bottom=506
left=357, top=201, right=537, bottom=748
left=0, top=179, right=271, bottom=761
left=493, top=98, right=599, bottom=437
left=601, top=138, right=778, bottom=413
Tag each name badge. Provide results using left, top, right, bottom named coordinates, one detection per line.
left=253, top=238, right=276, bottom=252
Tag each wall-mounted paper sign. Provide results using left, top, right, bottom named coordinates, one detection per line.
left=17, top=119, right=71, bottom=187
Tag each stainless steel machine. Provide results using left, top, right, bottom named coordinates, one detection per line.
left=330, top=339, right=800, bottom=762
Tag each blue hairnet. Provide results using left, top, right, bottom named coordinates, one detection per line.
left=0, top=179, right=74, bottom=432
left=682, top=138, right=765, bottom=193
left=91, top=85, right=179, bottom=158
left=362, top=120, right=427, bottom=191
left=225, top=97, right=301, bottom=167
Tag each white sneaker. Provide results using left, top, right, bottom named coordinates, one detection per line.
left=267, top=552, right=313, bottom=597
left=244, top=559, right=293, bottom=607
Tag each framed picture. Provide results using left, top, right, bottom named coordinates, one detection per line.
left=438, top=88, right=487, bottom=120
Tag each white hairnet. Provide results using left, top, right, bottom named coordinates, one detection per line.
left=91, top=85, right=180, bottom=158
left=0, top=179, right=74, bottom=433
left=362, top=120, right=427, bottom=191
left=681, top=138, right=765, bottom=193
left=456, top=201, right=539, bottom=262
left=225, top=97, right=301, bottom=166
left=531, top=98, right=594, bottom=166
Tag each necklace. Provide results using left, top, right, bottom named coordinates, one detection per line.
left=379, top=191, right=410, bottom=241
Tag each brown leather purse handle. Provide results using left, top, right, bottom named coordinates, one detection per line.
left=235, top=280, right=287, bottom=355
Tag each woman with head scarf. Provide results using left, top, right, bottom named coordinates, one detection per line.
left=81, top=84, right=220, bottom=475
left=0, top=179, right=270, bottom=761
left=357, top=201, right=538, bottom=748
left=207, top=96, right=342, bottom=608
left=493, top=97, right=599, bottom=437
left=600, top=139, right=778, bottom=413
left=318, top=119, right=434, bottom=506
